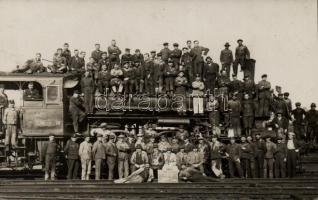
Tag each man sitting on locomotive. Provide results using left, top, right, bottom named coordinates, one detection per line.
left=48, top=48, right=67, bottom=73
left=97, top=64, right=111, bottom=95
left=12, top=53, right=46, bottom=74
left=122, top=62, right=135, bottom=96
left=164, top=59, right=178, bottom=96
left=191, top=75, right=205, bottom=115
left=110, top=64, right=124, bottom=96
left=24, top=82, right=40, bottom=100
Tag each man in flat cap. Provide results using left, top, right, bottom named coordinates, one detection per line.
left=286, top=132, right=300, bottom=178
left=225, top=137, right=243, bottom=178
left=0, top=84, right=8, bottom=133
left=3, top=100, right=19, bottom=151
left=254, top=132, right=266, bottom=178
left=91, top=43, right=103, bottom=63
left=190, top=40, right=209, bottom=78
left=62, top=43, right=72, bottom=66
left=263, top=135, right=276, bottom=178
left=170, top=43, right=182, bottom=67
left=305, top=103, right=318, bottom=144
left=283, top=92, right=292, bottom=113
left=181, top=47, right=193, bottom=82
left=92, top=134, right=106, bottom=180
left=220, top=42, right=233, bottom=78
left=70, top=49, right=85, bottom=74
left=233, top=39, right=250, bottom=76
left=159, top=42, right=171, bottom=63
left=105, top=134, right=118, bottom=180
left=69, top=90, right=85, bottom=134
left=144, top=53, right=155, bottom=95
left=108, top=40, right=122, bottom=67
left=64, top=134, right=79, bottom=180
left=133, top=49, right=144, bottom=64
left=116, top=134, right=130, bottom=179
left=203, top=56, right=219, bottom=92
left=291, top=102, right=306, bottom=140
left=257, top=74, right=271, bottom=117
left=131, top=144, right=149, bottom=172
left=272, top=93, right=290, bottom=119
left=164, top=59, right=178, bottom=96
left=150, top=51, right=156, bottom=61
left=121, top=48, right=133, bottom=64
left=274, top=136, right=287, bottom=178
left=42, top=134, right=58, bottom=180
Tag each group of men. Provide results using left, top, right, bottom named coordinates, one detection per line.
left=42, top=123, right=302, bottom=182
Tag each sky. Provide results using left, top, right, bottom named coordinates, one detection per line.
left=0, top=0, right=317, bottom=107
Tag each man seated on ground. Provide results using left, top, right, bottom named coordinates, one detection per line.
left=179, top=165, right=219, bottom=183
left=130, top=144, right=148, bottom=172
left=186, top=145, right=205, bottom=174
left=114, top=164, right=153, bottom=183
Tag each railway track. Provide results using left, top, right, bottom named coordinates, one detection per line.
left=0, top=178, right=317, bottom=200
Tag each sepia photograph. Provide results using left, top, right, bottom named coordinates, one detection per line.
left=0, top=0, right=317, bottom=199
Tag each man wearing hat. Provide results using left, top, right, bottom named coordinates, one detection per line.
left=98, top=52, right=110, bottom=70
left=233, top=39, right=250, bottom=76
left=286, top=132, right=300, bottom=178
left=283, top=92, right=292, bottom=113
left=220, top=42, right=233, bottom=77
left=175, top=70, right=188, bottom=97
left=42, top=134, right=58, bottom=180
left=242, top=75, right=255, bottom=98
left=153, top=53, right=165, bottom=94
left=190, top=40, right=209, bottom=78
left=70, top=49, right=85, bottom=74
left=203, top=56, right=219, bottom=91
left=92, top=134, right=106, bottom=180
left=122, top=61, right=135, bottom=95
left=263, top=135, right=276, bottom=178
left=180, top=47, right=193, bottom=82
left=159, top=42, right=171, bottom=63
left=121, top=48, right=133, bottom=64
left=24, top=82, right=40, bottom=100
left=91, top=43, right=103, bottom=63
left=242, top=93, right=255, bottom=136
left=306, top=103, right=318, bottom=143
left=132, top=49, right=144, bottom=64
left=164, top=59, right=178, bottom=96
left=105, top=134, right=118, bottom=180
left=116, top=134, right=130, bottom=179
left=291, top=102, right=306, bottom=140
left=143, top=53, right=155, bottom=95
left=225, top=137, right=243, bottom=178
left=61, top=43, right=71, bottom=67
left=254, top=133, right=266, bottom=178
left=107, top=40, right=122, bottom=66
left=150, top=50, right=156, bottom=61
left=0, top=84, right=8, bottom=133
left=158, top=135, right=171, bottom=153
left=209, top=135, right=224, bottom=178
left=3, top=100, right=19, bottom=150
left=170, top=43, right=182, bottom=66
left=176, top=145, right=187, bottom=170
left=274, top=136, right=287, bottom=178
left=64, top=134, right=80, bottom=180
left=191, top=75, right=205, bottom=114
left=272, top=93, right=290, bottom=119
left=240, top=136, right=252, bottom=178
left=186, top=145, right=204, bottom=174
left=228, top=74, right=243, bottom=98
left=149, top=143, right=164, bottom=179
left=257, top=74, right=271, bottom=117
left=69, top=90, right=85, bottom=134
left=79, top=136, right=93, bottom=180
left=131, top=144, right=148, bottom=172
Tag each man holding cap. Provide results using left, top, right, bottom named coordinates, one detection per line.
left=220, top=42, right=233, bottom=78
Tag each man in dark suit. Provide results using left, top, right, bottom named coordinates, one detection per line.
left=70, top=49, right=85, bottom=74
left=170, top=43, right=182, bottom=66
left=286, top=132, right=300, bottom=178
left=24, top=82, right=40, bottom=100
left=220, top=42, right=233, bottom=78
left=159, top=42, right=171, bottom=63
left=69, top=90, right=85, bottom=134
left=190, top=40, right=209, bottom=78
left=91, top=43, right=103, bottom=63
left=233, top=39, right=250, bottom=76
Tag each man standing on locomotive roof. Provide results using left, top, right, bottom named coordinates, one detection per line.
left=91, top=43, right=103, bottom=63
left=108, top=40, right=122, bottom=66
left=69, top=49, right=85, bottom=74
left=69, top=90, right=85, bottom=135
left=257, top=74, right=271, bottom=118
left=233, top=39, right=250, bottom=76
left=160, top=42, right=171, bottom=63
left=64, top=134, right=80, bottom=180
left=42, top=134, right=58, bottom=181
left=220, top=42, right=233, bottom=78
left=3, top=100, right=19, bottom=151
left=170, top=43, right=182, bottom=66
left=190, top=40, right=209, bottom=78
left=291, top=102, right=306, bottom=140
left=0, top=84, right=8, bottom=134
left=203, top=56, right=219, bottom=92
left=62, top=43, right=72, bottom=67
